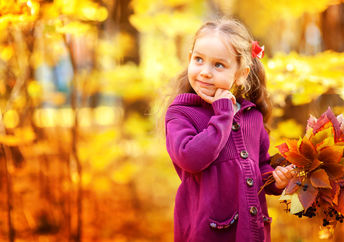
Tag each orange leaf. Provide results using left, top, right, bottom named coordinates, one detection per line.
left=336, top=190, right=344, bottom=214
left=310, top=169, right=332, bottom=189
left=276, top=143, right=289, bottom=155
left=270, top=153, right=287, bottom=168
left=324, top=163, right=344, bottom=179
left=284, top=151, right=310, bottom=167
left=286, top=139, right=298, bottom=153
left=298, top=180, right=318, bottom=210
left=307, top=158, right=321, bottom=171
left=318, top=146, right=344, bottom=164
left=299, top=136, right=316, bottom=160
left=332, top=182, right=340, bottom=206
left=320, top=189, right=334, bottom=205
left=285, top=177, right=301, bottom=195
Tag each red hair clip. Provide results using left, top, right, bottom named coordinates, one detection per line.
left=251, top=41, right=264, bottom=59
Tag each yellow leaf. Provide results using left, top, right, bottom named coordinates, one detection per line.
left=316, top=136, right=335, bottom=151
left=310, top=127, right=333, bottom=150
left=290, top=193, right=304, bottom=214
left=279, top=189, right=292, bottom=201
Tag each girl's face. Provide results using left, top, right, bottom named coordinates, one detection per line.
left=188, top=33, right=243, bottom=98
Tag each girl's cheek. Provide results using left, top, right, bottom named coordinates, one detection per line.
left=189, top=64, right=199, bottom=73
left=187, top=66, right=197, bottom=77
left=218, top=79, right=234, bottom=90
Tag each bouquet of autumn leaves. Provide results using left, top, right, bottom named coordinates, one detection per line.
left=273, top=108, right=344, bottom=227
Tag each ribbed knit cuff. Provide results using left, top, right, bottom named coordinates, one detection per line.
left=212, top=98, right=234, bottom=115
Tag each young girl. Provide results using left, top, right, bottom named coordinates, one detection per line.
left=164, top=18, right=294, bottom=242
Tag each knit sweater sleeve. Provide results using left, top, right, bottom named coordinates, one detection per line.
left=259, top=125, right=284, bottom=195
left=165, top=98, right=234, bottom=174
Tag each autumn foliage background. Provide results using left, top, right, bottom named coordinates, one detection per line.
left=1, top=0, right=344, bottom=241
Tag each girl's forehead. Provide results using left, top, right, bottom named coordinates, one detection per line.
left=194, top=32, right=237, bottom=59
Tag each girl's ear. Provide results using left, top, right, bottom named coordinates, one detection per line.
left=188, top=50, right=192, bottom=63
left=235, top=66, right=250, bottom=85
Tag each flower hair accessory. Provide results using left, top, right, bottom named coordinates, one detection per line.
left=251, top=41, right=264, bottom=59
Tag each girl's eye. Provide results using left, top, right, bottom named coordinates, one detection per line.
left=195, top=57, right=203, bottom=63
left=215, top=62, right=225, bottom=68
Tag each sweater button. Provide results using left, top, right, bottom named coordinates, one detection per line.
left=250, top=206, right=258, bottom=216
left=240, top=150, right=249, bottom=159
left=232, top=122, right=240, bottom=131
left=246, top=178, right=254, bottom=187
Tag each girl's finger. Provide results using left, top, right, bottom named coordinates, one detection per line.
left=272, top=171, right=283, bottom=186
left=214, top=89, right=236, bottom=104
left=276, top=170, right=288, bottom=181
left=285, top=164, right=295, bottom=171
left=284, top=164, right=297, bottom=176
left=283, top=165, right=297, bottom=178
left=278, top=167, right=293, bottom=179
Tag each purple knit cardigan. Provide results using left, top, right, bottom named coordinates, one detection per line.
left=165, top=93, right=283, bottom=242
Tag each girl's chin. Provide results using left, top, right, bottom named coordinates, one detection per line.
left=197, top=88, right=215, bottom=97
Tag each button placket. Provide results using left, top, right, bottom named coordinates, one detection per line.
left=230, top=105, right=263, bottom=239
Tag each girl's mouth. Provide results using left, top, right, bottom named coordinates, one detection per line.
left=197, top=80, right=213, bottom=86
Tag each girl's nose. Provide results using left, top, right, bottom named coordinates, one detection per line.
left=200, top=67, right=212, bottom=78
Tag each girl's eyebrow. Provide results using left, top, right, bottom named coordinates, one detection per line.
left=193, top=51, right=229, bottom=63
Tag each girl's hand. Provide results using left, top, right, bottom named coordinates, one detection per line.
left=272, top=164, right=295, bottom=189
left=198, top=88, right=236, bottom=106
